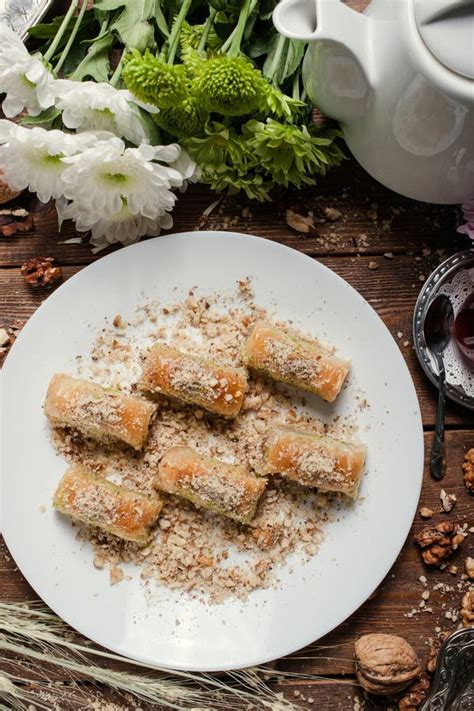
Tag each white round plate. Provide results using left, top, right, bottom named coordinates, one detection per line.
left=1, top=232, right=423, bottom=671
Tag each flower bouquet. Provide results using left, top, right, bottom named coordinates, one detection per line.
left=0, top=0, right=345, bottom=249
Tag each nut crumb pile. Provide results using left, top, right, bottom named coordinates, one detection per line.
left=50, top=279, right=359, bottom=603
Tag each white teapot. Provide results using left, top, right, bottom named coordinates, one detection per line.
left=273, top=0, right=474, bottom=204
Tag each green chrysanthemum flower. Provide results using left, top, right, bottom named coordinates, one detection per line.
left=153, top=97, right=209, bottom=138
left=182, top=121, right=249, bottom=169
left=193, top=55, right=265, bottom=117
left=259, top=83, right=308, bottom=121
left=243, top=119, right=345, bottom=189
left=205, top=165, right=272, bottom=201
left=180, top=20, right=222, bottom=53
left=181, top=45, right=206, bottom=79
left=122, top=49, right=188, bottom=109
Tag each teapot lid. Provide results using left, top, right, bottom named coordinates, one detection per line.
left=414, top=0, right=474, bottom=79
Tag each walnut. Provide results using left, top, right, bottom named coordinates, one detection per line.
left=0, top=328, right=9, bottom=348
left=419, top=507, right=433, bottom=519
left=323, top=206, right=342, bottom=222
left=462, top=449, right=474, bottom=493
left=0, top=170, right=21, bottom=204
left=285, top=209, right=314, bottom=234
left=20, top=257, right=62, bottom=287
left=0, top=207, right=33, bottom=236
left=354, top=634, right=421, bottom=695
left=426, top=632, right=449, bottom=674
left=439, top=488, right=457, bottom=512
left=465, top=557, right=474, bottom=580
left=460, top=590, right=474, bottom=627
left=398, top=673, right=430, bottom=710
left=415, top=521, right=465, bottom=566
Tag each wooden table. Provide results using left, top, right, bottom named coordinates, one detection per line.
left=1, top=2, right=473, bottom=708
left=2, top=158, right=473, bottom=709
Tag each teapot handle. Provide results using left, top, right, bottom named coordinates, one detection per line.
left=273, top=0, right=371, bottom=75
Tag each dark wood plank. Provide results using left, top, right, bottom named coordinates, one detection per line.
left=1, top=255, right=472, bottom=426
left=0, top=161, right=465, bottom=266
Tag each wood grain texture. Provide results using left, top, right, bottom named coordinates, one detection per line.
left=0, top=162, right=465, bottom=266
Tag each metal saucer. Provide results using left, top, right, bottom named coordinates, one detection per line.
left=0, top=0, right=54, bottom=39
left=413, top=249, right=474, bottom=411
left=421, top=627, right=474, bottom=710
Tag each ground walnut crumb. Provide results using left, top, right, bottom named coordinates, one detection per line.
left=50, top=283, right=356, bottom=603
left=460, top=590, right=474, bottom=627
left=426, top=632, right=449, bottom=674
left=398, top=673, right=430, bottom=711
left=465, top=557, right=474, bottom=580
left=109, top=566, right=124, bottom=585
left=462, top=449, right=474, bottom=493
left=415, top=521, right=465, bottom=566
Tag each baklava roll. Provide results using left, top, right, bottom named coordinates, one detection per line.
left=264, top=426, right=366, bottom=497
left=53, top=465, right=163, bottom=544
left=156, top=446, right=266, bottom=524
left=45, top=373, right=155, bottom=450
left=242, top=320, right=350, bottom=402
left=139, top=344, right=247, bottom=417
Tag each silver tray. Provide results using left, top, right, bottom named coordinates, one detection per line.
left=413, top=249, right=474, bottom=411
left=0, top=0, right=53, bottom=39
left=421, top=627, right=474, bottom=710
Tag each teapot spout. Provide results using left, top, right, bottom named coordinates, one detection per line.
left=273, top=0, right=373, bottom=123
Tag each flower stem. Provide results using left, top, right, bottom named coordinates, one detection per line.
left=44, top=0, right=79, bottom=63
left=198, top=8, right=217, bottom=52
left=167, top=0, right=193, bottom=65
left=110, top=51, right=124, bottom=87
left=228, top=0, right=252, bottom=58
left=221, top=0, right=257, bottom=55
left=54, top=0, right=88, bottom=74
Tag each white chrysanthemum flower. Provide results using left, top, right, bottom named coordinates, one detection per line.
left=56, top=197, right=174, bottom=250
left=0, top=119, right=105, bottom=203
left=59, top=137, right=195, bottom=249
left=54, top=79, right=159, bottom=145
left=169, top=149, right=200, bottom=192
left=61, top=139, right=186, bottom=219
left=0, top=25, right=55, bottom=117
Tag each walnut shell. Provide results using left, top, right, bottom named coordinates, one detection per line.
left=354, top=634, right=421, bottom=695
left=0, top=170, right=21, bottom=204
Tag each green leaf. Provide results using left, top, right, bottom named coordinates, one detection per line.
left=28, top=15, right=66, bottom=39
left=19, top=107, right=62, bottom=127
left=28, top=11, right=96, bottom=46
left=131, top=104, right=162, bottom=144
left=258, top=0, right=277, bottom=21
left=247, top=34, right=271, bottom=59
left=96, top=0, right=157, bottom=50
left=113, top=19, right=156, bottom=51
left=70, top=33, right=114, bottom=82
left=155, top=3, right=170, bottom=38
left=262, top=34, right=306, bottom=85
